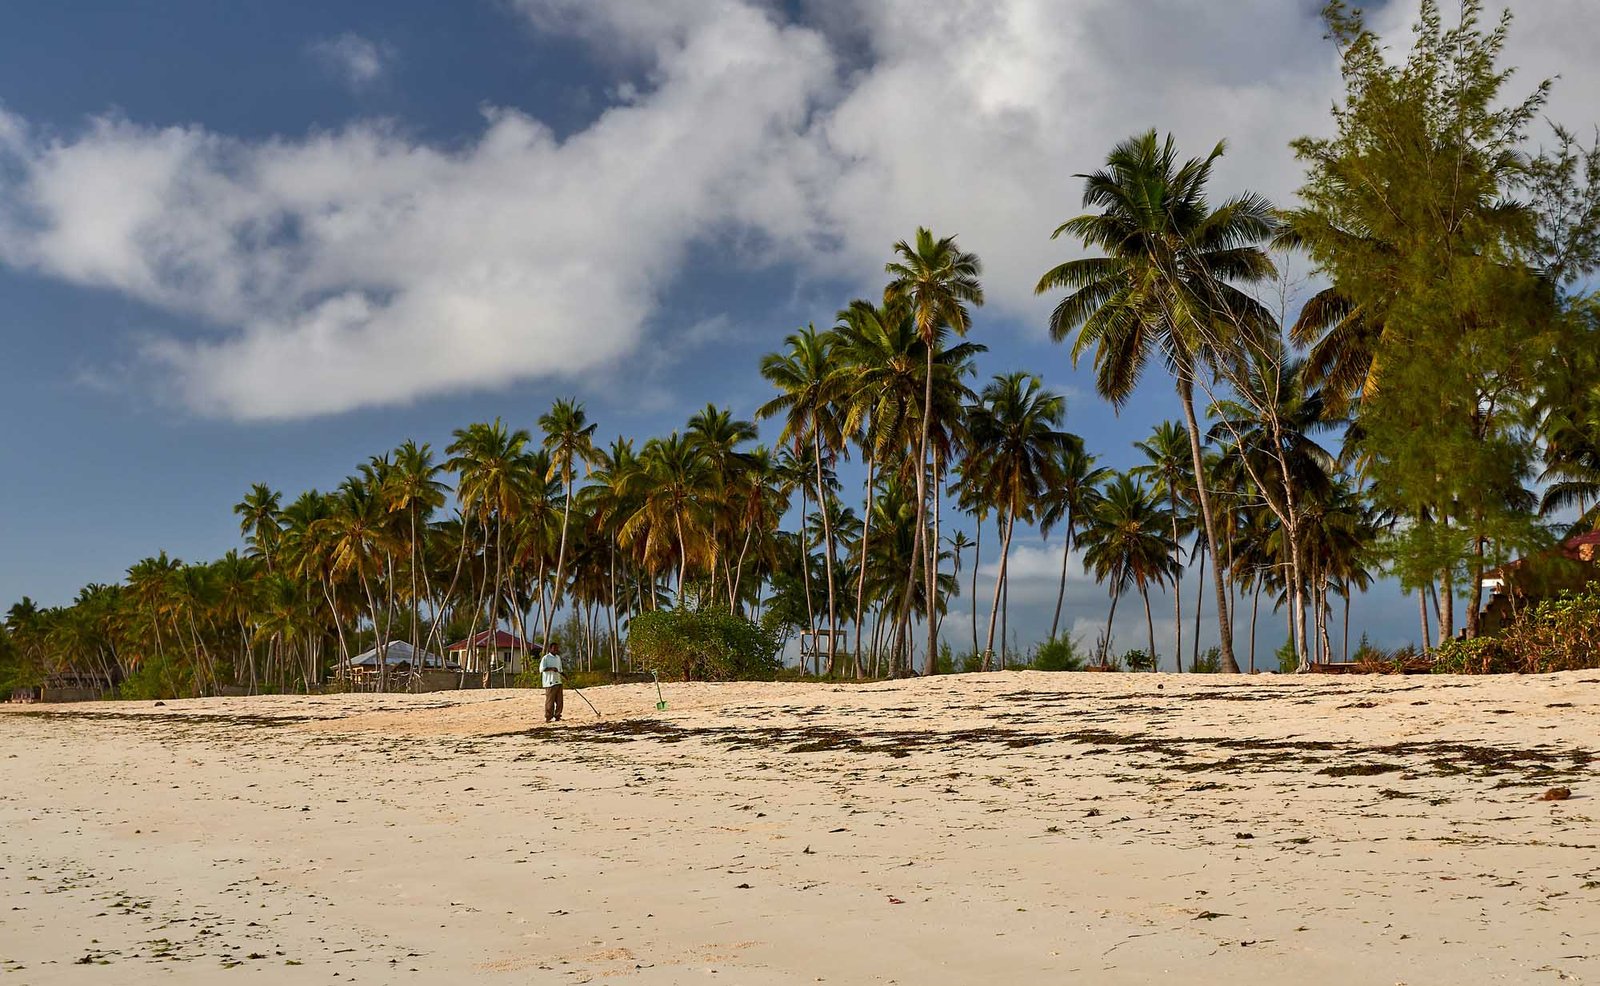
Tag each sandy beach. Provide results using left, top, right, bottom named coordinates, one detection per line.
left=1, top=671, right=1597, bottom=984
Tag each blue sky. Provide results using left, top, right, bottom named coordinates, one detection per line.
left=2, top=0, right=1595, bottom=667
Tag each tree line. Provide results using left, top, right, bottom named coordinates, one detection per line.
left=4, top=1, right=1598, bottom=695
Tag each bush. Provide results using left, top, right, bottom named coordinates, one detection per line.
left=1434, top=587, right=1600, bottom=674
left=1030, top=636, right=1085, bottom=672
left=627, top=609, right=782, bottom=681
left=1122, top=648, right=1155, bottom=672
left=1189, top=647, right=1222, bottom=674
left=1275, top=637, right=1300, bottom=674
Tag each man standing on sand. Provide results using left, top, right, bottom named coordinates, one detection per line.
left=540, top=644, right=564, bottom=723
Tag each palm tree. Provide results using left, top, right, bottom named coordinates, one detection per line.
left=1079, top=474, right=1180, bottom=668
left=447, top=420, right=536, bottom=683
left=387, top=441, right=447, bottom=657
left=885, top=228, right=984, bottom=675
left=759, top=326, right=846, bottom=673
left=964, top=373, right=1072, bottom=670
left=234, top=484, right=283, bottom=573
left=1037, top=442, right=1112, bottom=642
left=540, top=399, right=600, bottom=654
left=1132, top=422, right=1193, bottom=670
left=622, top=433, right=717, bottom=601
left=1036, top=130, right=1276, bottom=672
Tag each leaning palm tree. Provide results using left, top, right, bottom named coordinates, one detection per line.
left=387, top=440, right=447, bottom=657
left=964, top=372, right=1072, bottom=670
left=540, top=399, right=600, bottom=654
left=1132, top=421, right=1194, bottom=671
left=1036, top=130, right=1276, bottom=672
left=1037, top=442, right=1112, bottom=641
left=234, top=484, right=283, bottom=573
left=1078, top=474, right=1180, bottom=668
left=758, top=326, right=846, bottom=673
left=447, top=420, right=536, bottom=683
left=885, top=229, right=984, bottom=675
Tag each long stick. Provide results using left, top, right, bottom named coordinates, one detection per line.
left=568, top=683, right=601, bottom=718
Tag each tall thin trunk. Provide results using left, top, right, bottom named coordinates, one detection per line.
left=853, top=452, right=876, bottom=679
left=1249, top=579, right=1261, bottom=673
left=813, top=432, right=839, bottom=677
left=900, top=344, right=935, bottom=676
left=971, top=516, right=982, bottom=661
left=1438, top=570, right=1454, bottom=644
left=1102, top=587, right=1122, bottom=664
left=1170, top=490, right=1184, bottom=673
left=1141, top=581, right=1156, bottom=671
left=1342, top=587, right=1351, bottom=663
left=1177, top=376, right=1236, bottom=672
left=1418, top=589, right=1434, bottom=655
left=924, top=448, right=943, bottom=676
left=546, top=470, right=574, bottom=653
left=1050, top=525, right=1072, bottom=641
left=982, top=509, right=1015, bottom=670
left=1191, top=537, right=1206, bottom=669
left=797, top=480, right=815, bottom=656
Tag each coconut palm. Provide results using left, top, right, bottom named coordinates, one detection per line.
left=1132, top=421, right=1194, bottom=670
left=964, top=373, right=1072, bottom=669
left=885, top=229, right=984, bottom=675
left=1036, top=129, right=1275, bottom=672
left=447, top=420, right=536, bottom=683
left=1037, top=442, right=1112, bottom=642
left=759, top=326, right=846, bottom=672
left=622, top=433, right=717, bottom=601
left=540, top=399, right=600, bottom=653
left=234, top=484, right=283, bottom=573
left=1079, top=474, right=1180, bottom=667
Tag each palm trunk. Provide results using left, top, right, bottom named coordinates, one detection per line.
left=813, top=432, right=839, bottom=677
left=924, top=448, right=943, bottom=676
left=1177, top=376, right=1236, bottom=671
left=1102, top=587, right=1122, bottom=664
left=544, top=475, right=573, bottom=653
left=971, top=516, right=982, bottom=661
left=900, top=344, right=935, bottom=676
left=982, top=508, right=1015, bottom=670
left=1191, top=536, right=1206, bottom=669
left=1249, top=579, right=1261, bottom=673
left=1170, top=493, right=1184, bottom=673
left=1050, top=525, right=1073, bottom=641
left=853, top=452, right=876, bottom=679
left=1141, top=581, right=1156, bottom=671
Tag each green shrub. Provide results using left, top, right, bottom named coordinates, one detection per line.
left=1189, top=647, right=1222, bottom=674
left=627, top=609, right=782, bottom=681
left=1030, top=636, right=1085, bottom=672
left=1275, top=637, right=1300, bottom=674
left=1122, top=648, right=1155, bottom=672
left=1434, top=587, right=1600, bottom=674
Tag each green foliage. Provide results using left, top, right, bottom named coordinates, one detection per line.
left=1121, top=648, right=1155, bottom=672
left=627, top=609, right=781, bottom=682
left=1275, top=637, right=1300, bottom=674
left=1290, top=1, right=1582, bottom=597
left=1434, top=587, right=1600, bottom=674
left=1189, top=647, right=1222, bottom=674
left=115, top=653, right=191, bottom=701
left=1029, top=635, right=1085, bottom=672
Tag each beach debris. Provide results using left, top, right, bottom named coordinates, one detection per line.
left=886, top=896, right=904, bottom=904
left=1539, top=787, right=1572, bottom=801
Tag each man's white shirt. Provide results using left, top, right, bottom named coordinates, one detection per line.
left=539, top=654, right=562, bottom=688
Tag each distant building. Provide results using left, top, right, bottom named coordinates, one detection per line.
left=444, top=629, right=540, bottom=674
left=1478, top=531, right=1600, bottom=634
left=342, top=640, right=451, bottom=675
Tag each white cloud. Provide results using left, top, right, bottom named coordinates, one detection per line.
left=0, top=1, right=1594, bottom=420
left=308, top=33, right=395, bottom=90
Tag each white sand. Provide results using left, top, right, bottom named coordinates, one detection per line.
left=2, top=671, right=1597, bottom=984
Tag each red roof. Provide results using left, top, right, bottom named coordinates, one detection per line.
left=445, top=629, right=537, bottom=651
